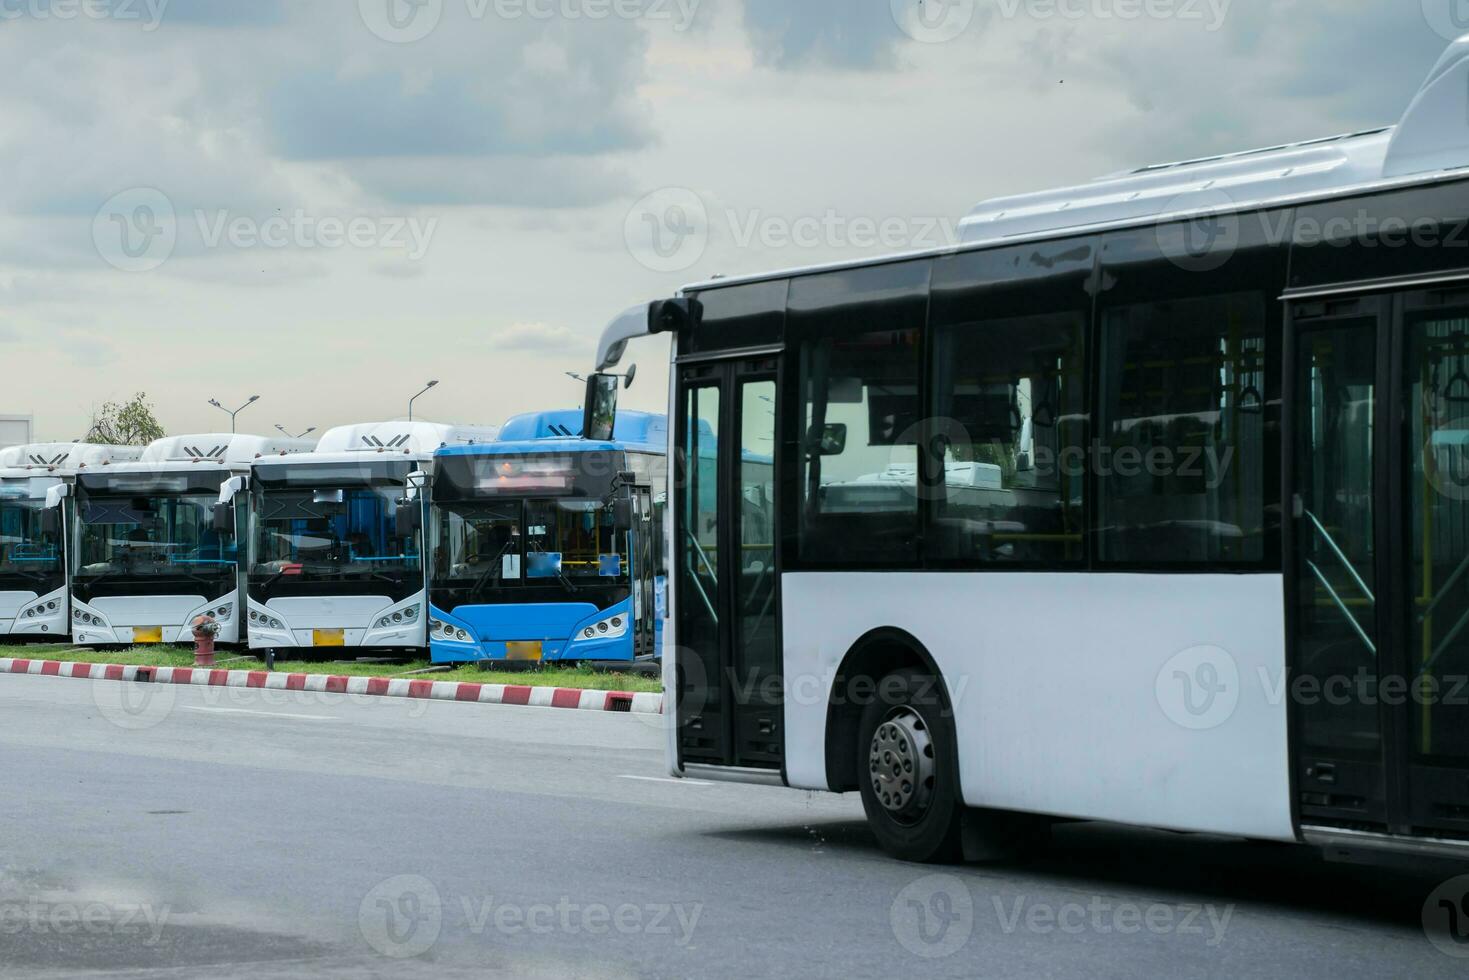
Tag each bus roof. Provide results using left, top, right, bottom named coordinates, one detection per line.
left=438, top=410, right=667, bottom=459
left=0, top=442, right=145, bottom=478
left=673, top=31, right=1469, bottom=295
left=273, top=421, right=499, bottom=466
left=76, top=433, right=319, bottom=475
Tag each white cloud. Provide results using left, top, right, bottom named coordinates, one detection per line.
left=0, top=2, right=1456, bottom=439
left=487, top=321, right=584, bottom=353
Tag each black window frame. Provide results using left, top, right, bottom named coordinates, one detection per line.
left=782, top=258, right=932, bottom=571
left=681, top=184, right=1469, bottom=576
left=924, top=236, right=1098, bottom=571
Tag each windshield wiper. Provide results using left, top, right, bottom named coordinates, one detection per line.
left=468, top=537, right=519, bottom=598
left=528, top=542, right=578, bottom=595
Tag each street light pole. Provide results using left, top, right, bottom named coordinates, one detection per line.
left=276, top=424, right=317, bottom=440
left=408, top=380, right=439, bottom=422
left=208, top=395, right=261, bottom=434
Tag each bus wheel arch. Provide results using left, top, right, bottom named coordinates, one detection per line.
left=823, top=628, right=952, bottom=795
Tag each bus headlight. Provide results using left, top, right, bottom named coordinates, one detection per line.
left=249, top=610, right=285, bottom=630
left=430, top=618, right=465, bottom=640
left=379, top=605, right=421, bottom=629
left=576, top=612, right=628, bottom=642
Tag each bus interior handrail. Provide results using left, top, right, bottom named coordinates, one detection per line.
left=1304, top=509, right=1376, bottom=604
left=1306, top=559, right=1377, bottom=656
left=685, top=529, right=718, bottom=624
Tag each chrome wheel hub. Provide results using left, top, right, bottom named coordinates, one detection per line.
left=869, top=708, right=935, bottom=817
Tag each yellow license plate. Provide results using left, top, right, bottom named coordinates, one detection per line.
left=313, top=629, right=345, bottom=647
left=505, top=641, right=543, bottom=661
left=133, top=627, right=163, bottom=644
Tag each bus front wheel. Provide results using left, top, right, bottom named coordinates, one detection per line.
left=857, top=668, right=964, bottom=863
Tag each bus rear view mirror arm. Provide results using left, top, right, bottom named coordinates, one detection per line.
left=595, top=298, right=701, bottom=371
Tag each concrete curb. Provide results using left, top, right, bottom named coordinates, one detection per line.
left=0, top=657, right=664, bottom=715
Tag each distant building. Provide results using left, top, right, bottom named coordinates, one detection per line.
left=0, top=415, right=33, bottom=448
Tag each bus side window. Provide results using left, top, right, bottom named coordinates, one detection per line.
left=789, top=261, right=929, bottom=567
left=1097, top=292, right=1267, bottom=564
left=930, top=312, right=1087, bottom=564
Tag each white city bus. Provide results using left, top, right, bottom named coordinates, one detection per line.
left=245, top=421, right=497, bottom=657
left=588, top=34, right=1469, bottom=862
left=0, top=443, right=143, bottom=640
left=69, top=433, right=314, bottom=647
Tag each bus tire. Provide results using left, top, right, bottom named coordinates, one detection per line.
left=857, top=667, right=964, bottom=864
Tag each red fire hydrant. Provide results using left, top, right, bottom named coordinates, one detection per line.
left=191, top=615, right=220, bottom=668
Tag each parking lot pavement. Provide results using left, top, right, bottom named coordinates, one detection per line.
left=1, top=674, right=1465, bottom=979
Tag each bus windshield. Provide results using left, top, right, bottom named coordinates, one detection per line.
left=75, top=493, right=234, bottom=577
left=250, top=486, right=419, bottom=581
left=434, top=496, right=627, bottom=603
left=0, top=493, right=62, bottom=578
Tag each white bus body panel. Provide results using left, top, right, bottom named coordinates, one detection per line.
left=2, top=585, right=68, bottom=638
left=71, top=594, right=241, bottom=645
left=780, top=572, right=1295, bottom=841
left=246, top=591, right=426, bottom=649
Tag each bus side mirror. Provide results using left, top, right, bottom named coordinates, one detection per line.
left=212, top=503, right=233, bottom=533
left=395, top=501, right=421, bottom=539
left=39, top=507, right=59, bottom=536
left=612, top=497, right=635, bottom=533
left=809, top=423, right=848, bottom=456
left=583, top=373, right=620, bottom=442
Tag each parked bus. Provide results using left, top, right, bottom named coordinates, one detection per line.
left=69, top=433, right=314, bottom=647
left=587, top=34, right=1469, bottom=863
left=0, top=443, right=143, bottom=640
left=245, top=421, right=496, bottom=656
left=428, top=410, right=667, bottom=666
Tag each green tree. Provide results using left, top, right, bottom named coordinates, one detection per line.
left=87, top=392, right=165, bottom=446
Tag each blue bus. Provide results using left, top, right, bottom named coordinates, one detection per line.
left=427, top=410, right=667, bottom=666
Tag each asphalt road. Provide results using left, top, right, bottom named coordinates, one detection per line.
left=1, top=674, right=1466, bottom=979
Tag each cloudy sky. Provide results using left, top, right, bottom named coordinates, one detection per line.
left=0, top=0, right=1457, bottom=441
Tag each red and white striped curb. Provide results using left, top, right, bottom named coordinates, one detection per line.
left=0, top=657, right=664, bottom=715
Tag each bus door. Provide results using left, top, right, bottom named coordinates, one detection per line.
left=675, top=354, right=783, bottom=772
left=1289, top=287, right=1469, bottom=841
